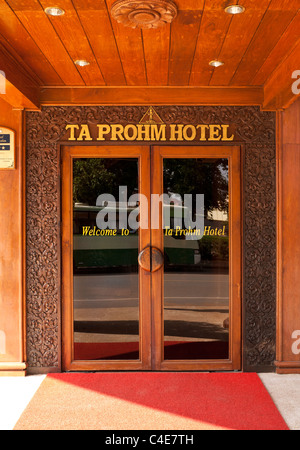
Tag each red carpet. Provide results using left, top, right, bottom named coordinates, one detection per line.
left=74, top=341, right=229, bottom=360
left=14, top=373, right=289, bottom=430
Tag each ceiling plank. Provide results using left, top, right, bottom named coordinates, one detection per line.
left=175, top=0, right=205, bottom=10
left=231, top=0, right=299, bottom=86
left=143, top=25, right=170, bottom=86
left=210, top=0, right=270, bottom=86
left=38, top=0, right=105, bottom=86
left=0, top=42, right=40, bottom=108
left=4, top=0, right=42, bottom=11
left=5, top=0, right=85, bottom=85
left=263, top=41, right=300, bottom=110
left=40, top=86, right=263, bottom=106
left=169, top=10, right=202, bottom=86
left=0, top=0, right=63, bottom=85
left=105, top=0, right=147, bottom=86
left=1, top=0, right=297, bottom=100
left=252, top=11, right=300, bottom=86
left=73, top=0, right=126, bottom=86
left=71, top=0, right=206, bottom=10
left=0, top=29, right=42, bottom=86
left=68, top=0, right=106, bottom=9
left=189, top=4, right=232, bottom=86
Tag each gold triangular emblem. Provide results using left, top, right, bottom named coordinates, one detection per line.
left=139, top=106, right=164, bottom=125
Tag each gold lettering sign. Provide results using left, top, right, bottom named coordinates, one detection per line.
left=0, top=127, right=15, bottom=169
left=65, top=107, right=235, bottom=142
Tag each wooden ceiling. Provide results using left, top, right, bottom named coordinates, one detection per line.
left=0, top=0, right=299, bottom=110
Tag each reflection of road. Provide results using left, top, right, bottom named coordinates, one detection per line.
left=74, top=273, right=229, bottom=343
left=74, top=273, right=229, bottom=308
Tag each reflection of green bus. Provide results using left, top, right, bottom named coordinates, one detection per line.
left=73, top=204, right=201, bottom=271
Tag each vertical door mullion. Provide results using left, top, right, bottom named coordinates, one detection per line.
left=150, top=147, right=164, bottom=370
left=139, top=147, right=152, bottom=369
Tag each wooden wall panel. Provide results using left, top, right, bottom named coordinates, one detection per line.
left=0, top=98, right=26, bottom=376
left=277, top=98, right=300, bottom=373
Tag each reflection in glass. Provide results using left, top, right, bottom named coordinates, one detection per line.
left=72, top=158, right=140, bottom=360
left=163, top=159, right=229, bottom=360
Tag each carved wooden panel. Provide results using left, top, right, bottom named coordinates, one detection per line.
left=243, top=143, right=277, bottom=370
left=25, top=106, right=276, bottom=371
left=111, top=0, right=178, bottom=30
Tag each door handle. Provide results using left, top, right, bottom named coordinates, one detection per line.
left=138, top=246, right=164, bottom=273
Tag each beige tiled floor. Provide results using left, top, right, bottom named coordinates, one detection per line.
left=0, top=373, right=299, bottom=430
left=0, top=375, right=46, bottom=430
left=259, top=373, right=300, bottom=430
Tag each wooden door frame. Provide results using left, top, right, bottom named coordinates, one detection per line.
left=61, top=144, right=242, bottom=372
left=61, top=145, right=152, bottom=371
left=151, top=146, right=242, bottom=371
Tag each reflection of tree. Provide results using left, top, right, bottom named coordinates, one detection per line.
left=73, top=158, right=228, bottom=214
left=163, top=159, right=228, bottom=215
left=73, top=159, right=138, bottom=205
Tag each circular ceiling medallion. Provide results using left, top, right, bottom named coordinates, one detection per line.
left=111, top=0, right=178, bottom=29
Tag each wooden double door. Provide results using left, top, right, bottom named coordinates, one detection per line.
left=62, top=145, right=241, bottom=371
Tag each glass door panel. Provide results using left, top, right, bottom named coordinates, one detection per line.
left=163, top=158, right=229, bottom=360
left=73, top=158, right=140, bottom=361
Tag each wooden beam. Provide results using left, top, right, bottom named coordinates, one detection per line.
left=40, top=86, right=264, bottom=106
left=263, top=41, right=300, bottom=110
left=0, top=42, right=40, bottom=109
left=0, top=77, right=39, bottom=110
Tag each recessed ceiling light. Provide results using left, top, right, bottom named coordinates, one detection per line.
left=225, top=5, right=245, bottom=15
left=74, top=60, right=90, bottom=67
left=209, top=60, right=224, bottom=68
left=44, top=7, right=65, bottom=16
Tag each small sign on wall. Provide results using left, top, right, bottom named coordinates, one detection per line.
left=0, top=127, right=15, bottom=169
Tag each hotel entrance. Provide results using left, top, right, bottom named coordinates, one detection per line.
left=2, top=1, right=299, bottom=380
left=62, top=145, right=241, bottom=372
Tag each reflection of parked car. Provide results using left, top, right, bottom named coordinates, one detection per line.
left=73, top=204, right=201, bottom=271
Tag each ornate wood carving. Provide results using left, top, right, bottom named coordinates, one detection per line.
left=111, top=0, right=177, bottom=29
left=243, top=143, right=277, bottom=370
left=25, top=135, right=61, bottom=369
left=25, top=106, right=276, bottom=371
